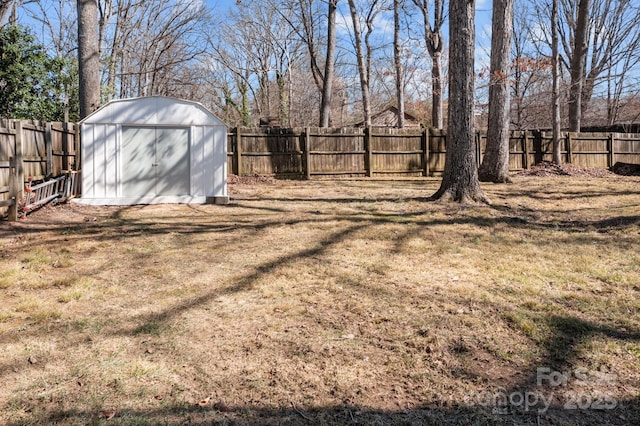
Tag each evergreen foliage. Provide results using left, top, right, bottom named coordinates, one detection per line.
left=0, top=25, right=78, bottom=121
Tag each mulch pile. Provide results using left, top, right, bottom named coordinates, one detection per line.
left=611, top=162, right=640, bottom=176
left=515, top=161, right=614, bottom=177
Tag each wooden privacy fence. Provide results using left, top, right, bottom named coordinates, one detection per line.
left=1, top=119, right=79, bottom=220
left=3, top=120, right=640, bottom=219
left=227, top=127, right=640, bottom=178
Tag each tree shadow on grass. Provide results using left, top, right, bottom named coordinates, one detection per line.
left=122, top=223, right=369, bottom=337
left=460, top=313, right=640, bottom=425
left=12, top=393, right=640, bottom=425
left=2, top=183, right=640, bottom=424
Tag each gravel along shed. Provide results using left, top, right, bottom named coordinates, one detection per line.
left=77, top=96, right=228, bottom=205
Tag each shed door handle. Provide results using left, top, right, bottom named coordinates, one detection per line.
left=152, top=163, right=159, bottom=167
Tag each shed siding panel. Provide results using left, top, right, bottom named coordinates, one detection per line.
left=202, top=127, right=218, bottom=195
left=81, top=124, right=94, bottom=198
left=96, top=125, right=106, bottom=197
left=191, top=126, right=205, bottom=196
left=105, top=124, right=119, bottom=197
left=212, top=126, right=227, bottom=197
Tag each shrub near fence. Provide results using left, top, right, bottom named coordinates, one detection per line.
left=228, top=127, right=640, bottom=178
left=0, top=119, right=79, bottom=220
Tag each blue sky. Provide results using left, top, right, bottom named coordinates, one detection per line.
left=14, top=0, right=494, bottom=60
left=205, top=0, right=495, bottom=37
left=205, top=0, right=495, bottom=63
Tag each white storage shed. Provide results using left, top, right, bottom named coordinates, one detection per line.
left=77, top=96, right=228, bottom=205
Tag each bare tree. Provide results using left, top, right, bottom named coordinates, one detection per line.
left=430, top=0, right=488, bottom=203
left=551, top=0, right=562, bottom=164
left=205, top=0, right=305, bottom=126
left=412, top=0, right=446, bottom=128
left=95, top=0, right=208, bottom=100
left=347, top=0, right=383, bottom=127
left=319, top=0, right=338, bottom=127
left=77, top=0, right=100, bottom=118
left=207, top=26, right=257, bottom=126
left=530, top=0, right=640, bottom=129
left=0, top=0, right=18, bottom=24
left=568, top=0, right=590, bottom=131
left=582, top=0, right=640, bottom=125
left=276, top=0, right=339, bottom=126
left=287, top=0, right=325, bottom=94
left=510, top=4, right=556, bottom=130
left=393, top=0, right=405, bottom=128
left=479, top=0, right=513, bottom=183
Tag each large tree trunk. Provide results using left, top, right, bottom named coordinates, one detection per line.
left=568, top=0, right=590, bottom=132
left=319, top=0, right=337, bottom=127
left=347, top=0, right=372, bottom=127
left=478, top=0, right=513, bottom=183
left=430, top=0, right=488, bottom=204
left=393, top=0, right=405, bottom=128
left=431, top=52, right=443, bottom=129
left=77, top=0, right=100, bottom=119
left=551, top=0, right=562, bottom=165
left=412, top=0, right=445, bottom=129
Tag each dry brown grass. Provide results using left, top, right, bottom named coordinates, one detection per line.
left=1, top=176, right=639, bottom=425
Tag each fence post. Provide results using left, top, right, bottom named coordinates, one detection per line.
left=608, top=133, right=615, bottom=168
left=62, top=122, right=70, bottom=171
left=75, top=123, right=81, bottom=172
left=364, top=126, right=373, bottom=177
left=304, top=127, right=311, bottom=180
left=566, top=132, right=573, bottom=164
left=74, top=123, right=81, bottom=196
left=523, top=131, right=530, bottom=169
left=475, top=131, right=482, bottom=166
left=8, top=121, right=24, bottom=221
left=235, top=127, right=243, bottom=176
left=422, top=127, right=430, bottom=176
left=45, top=122, right=53, bottom=177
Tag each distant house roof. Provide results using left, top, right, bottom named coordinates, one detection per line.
left=259, top=116, right=281, bottom=127
left=353, top=106, right=422, bottom=128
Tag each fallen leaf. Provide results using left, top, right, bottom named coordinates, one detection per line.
left=99, top=410, right=117, bottom=420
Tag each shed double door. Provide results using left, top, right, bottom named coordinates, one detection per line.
left=121, top=126, right=190, bottom=196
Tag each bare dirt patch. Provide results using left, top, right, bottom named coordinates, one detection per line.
left=1, top=176, right=639, bottom=425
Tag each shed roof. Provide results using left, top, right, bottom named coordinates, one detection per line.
left=81, top=96, right=225, bottom=127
